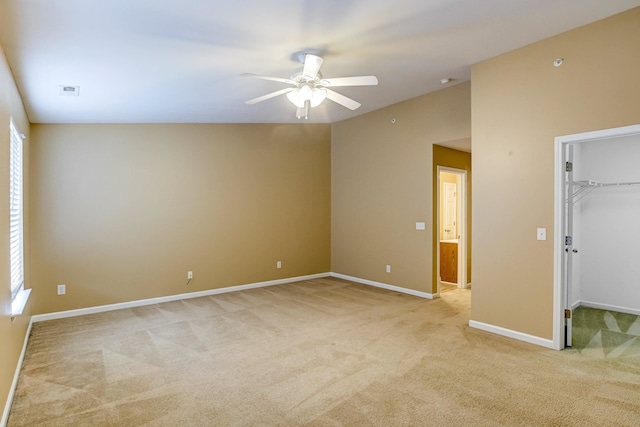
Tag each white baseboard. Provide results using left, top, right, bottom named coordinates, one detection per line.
left=1, top=318, right=33, bottom=427
left=469, top=320, right=555, bottom=349
left=578, top=300, right=640, bottom=316
left=32, top=273, right=331, bottom=323
left=330, top=273, right=435, bottom=299
left=32, top=273, right=439, bottom=324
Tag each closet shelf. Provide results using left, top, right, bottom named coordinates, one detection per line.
left=569, top=179, right=640, bottom=204
left=576, top=179, right=640, bottom=187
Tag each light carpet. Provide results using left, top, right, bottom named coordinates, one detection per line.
left=7, top=277, right=640, bottom=426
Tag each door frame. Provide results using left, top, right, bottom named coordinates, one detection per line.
left=553, top=123, right=640, bottom=350
left=437, top=166, right=468, bottom=293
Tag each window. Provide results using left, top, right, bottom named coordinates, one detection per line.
left=10, top=119, right=29, bottom=315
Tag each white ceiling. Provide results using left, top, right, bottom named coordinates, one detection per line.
left=0, top=0, right=638, bottom=124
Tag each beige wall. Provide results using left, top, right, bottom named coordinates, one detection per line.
left=433, top=145, right=472, bottom=290
left=29, top=123, right=331, bottom=314
left=471, top=7, right=640, bottom=339
left=332, top=82, right=471, bottom=294
left=0, top=43, right=31, bottom=420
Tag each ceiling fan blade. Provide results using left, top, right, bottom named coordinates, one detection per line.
left=245, top=88, right=293, bottom=105
left=242, top=73, right=295, bottom=85
left=325, top=89, right=361, bottom=110
left=321, top=76, right=379, bottom=87
left=302, top=54, right=324, bottom=79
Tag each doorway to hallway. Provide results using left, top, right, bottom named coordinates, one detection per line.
left=437, top=167, right=468, bottom=292
left=432, top=144, right=471, bottom=298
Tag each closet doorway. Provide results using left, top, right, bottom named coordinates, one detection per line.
left=437, top=167, right=468, bottom=291
left=554, top=123, right=640, bottom=350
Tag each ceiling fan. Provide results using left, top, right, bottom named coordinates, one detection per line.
left=244, top=53, right=378, bottom=119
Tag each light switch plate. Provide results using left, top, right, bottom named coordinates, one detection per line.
left=416, top=222, right=426, bottom=230
left=537, top=228, right=546, bottom=241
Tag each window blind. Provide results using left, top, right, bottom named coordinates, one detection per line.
left=9, top=120, right=24, bottom=303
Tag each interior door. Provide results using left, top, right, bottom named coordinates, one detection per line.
left=564, top=144, right=575, bottom=347
left=444, top=182, right=457, bottom=240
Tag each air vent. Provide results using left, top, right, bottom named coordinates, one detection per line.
left=58, top=85, right=80, bottom=96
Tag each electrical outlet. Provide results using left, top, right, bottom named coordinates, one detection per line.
left=416, top=222, right=426, bottom=230
left=386, top=265, right=391, bottom=273
left=57, top=284, right=66, bottom=295
left=187, top=271, right=193, bottom=280
left=276, top=261, right=282, bottom=269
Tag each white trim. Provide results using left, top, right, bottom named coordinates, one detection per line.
left=10, top=288, right=31, bottom=317
left=330, top=273, right=435, bottom=299
left=553, top=134, right=566, bottom=351
left=578, top=301, right=640, bottom=317
left=32, top=273, right=330, bottom=322
left=554, top=123, right=640, bottom=351
left=1, top=318, right=33, bottom=427
left=556, top=124, right=640, bottom=145
left=469, top=320, right=555, bottom=349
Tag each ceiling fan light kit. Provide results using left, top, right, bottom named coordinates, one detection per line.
left=286, top=86, right=327, bottom=108
left=244, top=53, right=378, bottom=119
